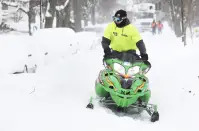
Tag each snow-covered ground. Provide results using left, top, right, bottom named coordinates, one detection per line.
left=0, top=23, right=199, bottom=131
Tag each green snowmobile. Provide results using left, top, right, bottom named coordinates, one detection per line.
left=87, top=53, right=159, bottom=122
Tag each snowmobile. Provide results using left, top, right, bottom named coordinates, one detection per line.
left=86, top=53, right=159, bottom=122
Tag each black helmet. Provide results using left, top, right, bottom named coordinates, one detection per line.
left=113, top=9, right=127, bottom=23
left=114, top=9, right=127, bottom=18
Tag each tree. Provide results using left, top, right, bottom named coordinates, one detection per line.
left=97, top=0, right=117, bottom=23
left=55, top=0, right=70, bottom=28
left=44, top=0, right=71, bottom=28
left=183, top=0, right=197, bottom=44
left=90, top=0, right=98, bottom=25
left=44, top=0, right=56, bottom=28
left=82, top=0, right=98, bottom=26
left=73, top=0, right=82, bottom=31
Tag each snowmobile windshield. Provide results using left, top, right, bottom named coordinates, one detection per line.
left=112, top=51, right=141, bottom=63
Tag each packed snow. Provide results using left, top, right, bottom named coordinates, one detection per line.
left=0, top=23, right=199, bottom=131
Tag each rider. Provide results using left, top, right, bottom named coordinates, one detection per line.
left=151, top=20, right=157, bottom=35
left=101, top=9, right=148, bottom=62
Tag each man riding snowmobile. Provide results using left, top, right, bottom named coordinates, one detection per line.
left=86, top=10, right=159, bottom=122
left=102, top=9, right=148, bottom=62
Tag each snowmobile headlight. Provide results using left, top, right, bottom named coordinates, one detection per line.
left=113, top=63, right=125, bottom=75
left=127, top=66, right=140, bottom=76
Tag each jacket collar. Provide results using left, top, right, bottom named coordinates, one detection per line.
left=114, top=18, right=130, bottom=28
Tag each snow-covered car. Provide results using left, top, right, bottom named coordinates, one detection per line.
left=0, top=28, right=79, bottom=74
left=0, top=36, right=33, bottom=74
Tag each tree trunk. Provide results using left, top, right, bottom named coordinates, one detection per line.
left=45, top=0, right=56, bottom=28
left=63, top=2, right=71, bottom=27
left=73, top=0, right=81, bottom=32
left=170, top=0, right=176, bottom=30
left=180, top=0, right=186, bottom=46
left=28, top=0, right=36, bottom=36
left=91, top=0, right=96, bottom=25
left=91, top=5, right=95, bottom=25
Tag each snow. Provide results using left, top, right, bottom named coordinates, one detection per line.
left=0, top=23, right=199, bottom=131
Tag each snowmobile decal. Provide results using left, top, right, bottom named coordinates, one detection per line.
left=134, top=82, right=145, bottom=93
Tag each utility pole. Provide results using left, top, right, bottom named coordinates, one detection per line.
left=181, top=0, right=186, bottom=46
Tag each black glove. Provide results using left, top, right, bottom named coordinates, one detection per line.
left=141, top=53, right=148, bottom=61
left=103, top=49, right=112, bottom=59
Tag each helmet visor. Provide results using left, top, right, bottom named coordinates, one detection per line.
left=112, top=16, right=127, bottom=23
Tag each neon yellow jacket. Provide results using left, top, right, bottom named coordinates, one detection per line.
left=103, top=22, right=142, bottom=52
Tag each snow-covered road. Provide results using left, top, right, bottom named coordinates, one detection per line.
left=0, top=23, right=199, bottom=131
